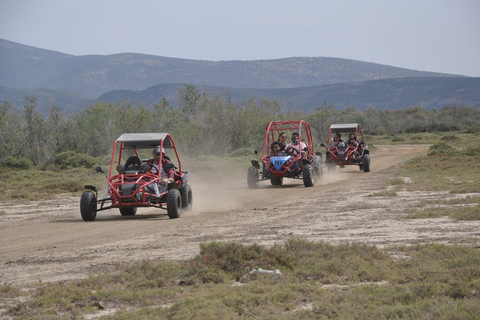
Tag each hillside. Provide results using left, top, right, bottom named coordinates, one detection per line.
left=98, top=77, right=480, bottom=111
left=0, top=38, right=459, bottom=98
left=1, top=38, right=477, bottom=114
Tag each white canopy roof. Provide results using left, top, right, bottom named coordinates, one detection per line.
left=329, top=123, right=359, bottom=131
left=116, top=133, right=174, bottom=149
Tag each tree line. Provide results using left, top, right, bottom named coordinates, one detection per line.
left=1, top=84, right=479, bottom=169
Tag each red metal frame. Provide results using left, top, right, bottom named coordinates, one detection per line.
left=260, top=120, right=315, bottom=177
left=326, top=125, right=364, bottom=144
left=326, top=124, right=365, bottom=166
left=102, top=134, right=184, bottom=209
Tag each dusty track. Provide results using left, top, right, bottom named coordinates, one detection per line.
left=2, top=144, right=479, bottom=288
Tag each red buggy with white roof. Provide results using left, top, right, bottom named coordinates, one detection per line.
left=80, top=133, right=192, bottom=221
left=321, top=123, right=370, bottom=172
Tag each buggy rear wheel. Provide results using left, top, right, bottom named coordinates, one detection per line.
left=167, top=188, right=182, bottom=219
left=303, top=164, right=314, bottom=187
left=247, top=166, right=259, bottom=189
left=80, top=191, right=97, bottom=221
left=179, top=184, right=193, bottom=211
left=120, top=207, right=137, bottom=216
left=270, top=177, right=283, bottom=186
left=363, top=154, right=371, bottom=172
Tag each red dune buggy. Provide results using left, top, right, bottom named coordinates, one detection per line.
left=247, top=120, right=322, bottom=188
left=321, top=123, right=370, bottom=172
left=80, top=133, right=192, bottom=221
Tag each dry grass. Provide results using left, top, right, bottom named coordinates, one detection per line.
left=3, top=240, right=480, bottom=319
left=390, top=132, right=480, bottom=221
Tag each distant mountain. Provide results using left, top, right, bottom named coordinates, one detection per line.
left=0, top=38, right=461, bottom=98
left=98, top=77, right=480, bottom=111
left=1, top=38, right=477, bottom=115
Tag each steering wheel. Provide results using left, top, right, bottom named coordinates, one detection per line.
left=285, top=147, right=297, bottom=156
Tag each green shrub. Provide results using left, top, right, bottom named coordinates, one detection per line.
left=440, top=134, right=458, bottom=141
left=388, top=178, right=405, bottom=185
left=1, top=156, right=34, bottom=170
left=462, top=147, right=480, bottom=157
left=427, top=142, right=454, bottom=157
left=1, top=282, right=21, bottom=298
left=186, top=242, right=296, bottom=282
left=465, top=127, right=479, bottom=134
left=54, top=151, right=97, bottom=169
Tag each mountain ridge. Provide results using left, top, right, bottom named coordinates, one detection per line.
left=97, top=77, right=480, bottom=111
left=1, top=38, right=477, bottom=114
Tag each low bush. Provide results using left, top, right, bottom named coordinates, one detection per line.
left=427, top=142, right=455, bottom=157
left=1, top=156, right=33, bottom=170
left=54, top=151, right=97, bottom=169
left=186, top=241, right=296, bottom=282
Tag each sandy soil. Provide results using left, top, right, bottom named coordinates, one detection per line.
left=1, top=144, right=479, bottom=289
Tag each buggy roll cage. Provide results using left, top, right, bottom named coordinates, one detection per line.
left=109, top=133, right=182, bottom=179
left=327, top=123, right=365, bottom=144
left=260, top=120, right=315, bottom=160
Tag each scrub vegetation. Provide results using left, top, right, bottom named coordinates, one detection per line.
left=4, top=240, right=480, bottom=319
left=1, top=86, right=479, bottom=167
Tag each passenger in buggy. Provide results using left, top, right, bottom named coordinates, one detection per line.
left=145, top=145, right=175, bottom=195
left=347, top=133, right=357, bottom=146
left=329, top=133, right=342, bottom=147
left=266, top=142, right=284, bottom=170
left=277, top=132, right=287, bottom=151
left=269, top=142, right=284, bottom=156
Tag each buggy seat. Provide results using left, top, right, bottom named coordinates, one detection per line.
left=123, top=156, right=142, bottom=174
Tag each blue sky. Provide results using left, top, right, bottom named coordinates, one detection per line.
left=1, top=0, right=479, bottom=76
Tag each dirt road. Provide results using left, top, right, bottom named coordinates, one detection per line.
left=2, top=144, right=479, bottom=288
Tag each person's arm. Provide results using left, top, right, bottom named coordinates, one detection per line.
left=160, top=161, right=175, bottom=185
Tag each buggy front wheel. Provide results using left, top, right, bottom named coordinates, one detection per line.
left=363, top=154, right=371, bottom=172
left=167, top=189, right=182, bottom=219
left=120, top=207, right=137, bottom=216
left=303, top=164, right=315, bottom=187
left=80, top=191, right=97, bottom=221
left=270, top=177, right=283, bottom=186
